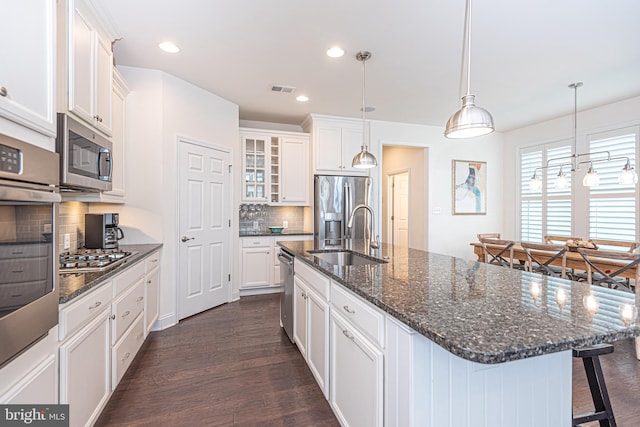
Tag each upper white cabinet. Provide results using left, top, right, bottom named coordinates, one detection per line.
left=240, top=128, right=310, bottom=205
left=105, top=69, right=128, bottom=198
left=303, top=115, right=369, bottom=176
left=0, top=0, right=56, bottom=137
left=62, top=0, right=113, bottom=136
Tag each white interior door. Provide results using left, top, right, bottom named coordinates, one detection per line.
left=178, top=140, right=231, bottom=319
left=390, top=171, right=410, bottom=248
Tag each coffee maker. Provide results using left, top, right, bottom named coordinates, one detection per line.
left=85, top=213, right=124, bottom=249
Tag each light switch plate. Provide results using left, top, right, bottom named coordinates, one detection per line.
left=283, top=220, right=288, bottom=228
left=63, top=233, right=70, bottom=250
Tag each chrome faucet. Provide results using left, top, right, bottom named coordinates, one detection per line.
left=347, top=204, right=379, bottom=249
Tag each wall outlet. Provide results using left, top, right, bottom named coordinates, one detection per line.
left=63, top=233, right=70, bottom=250
left=283, top=220, right=288, bottom=228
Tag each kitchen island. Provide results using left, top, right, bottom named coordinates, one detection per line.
left=279, top=239, right=640, bottom=427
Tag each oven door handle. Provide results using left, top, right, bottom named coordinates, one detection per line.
left=0, top=186, right=61, bottom=203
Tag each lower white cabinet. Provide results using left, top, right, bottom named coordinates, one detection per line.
left=330, top=310, right=384, bottom=427
left=112, top=313, right=145, bottom=386
left=59, top=309, right=111, bottom=427
left=145, top=265, right=160, bottom=334
left=240, top=237, right=272, bottom=289
left=293, top=278, right=308, bottom=358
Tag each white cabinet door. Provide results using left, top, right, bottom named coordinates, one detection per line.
left=0, top=0, right=56, bottom=136
left=240, top=247, right=271, bottom=288
left=306, top=287, right=330, bottom=398
left=106, top=70, right=127, bottom=197
left=241, top=134, right=269, bottom=202
left=315, top=126, right=343, bottom=172
left=330, top=311, right=383, bottom=427
left=69, top=5, right=94, bottom=124
left=280, top=137, right=308, bottom=204
left=145, top=266, right=160, bottom=334
left=341, top=127, right=366, bottom=175
left=293, top=278, right=308, bottom=358
left=94, top=35, right=112, bottom=134
left=59, top=309, right=111, bottom=427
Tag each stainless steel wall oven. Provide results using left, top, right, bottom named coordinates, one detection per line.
left=0, top=133, right=61, bottom=367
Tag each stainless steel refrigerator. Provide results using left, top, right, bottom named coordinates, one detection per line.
left=314, top=175, right=372, bottom=244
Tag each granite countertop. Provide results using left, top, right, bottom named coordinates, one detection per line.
left=239, top=229, right=313, bottom=237
left=279, top=240, right=640, bottom=364
left=58, top=243, right=163, bottom=304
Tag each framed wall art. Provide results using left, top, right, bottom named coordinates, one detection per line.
left=452, top=160, right=486, bottom=215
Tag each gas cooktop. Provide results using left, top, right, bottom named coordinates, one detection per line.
left=59, top=248, right=137, bottom=273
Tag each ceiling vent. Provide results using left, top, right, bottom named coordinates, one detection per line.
left=271, top=84, right=296, bottom=94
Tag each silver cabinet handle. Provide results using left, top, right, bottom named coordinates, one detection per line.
left=121, top=310, right=130, bottom=318
left=0, top=86, right=7, bottom=97
left=147, top=280, right=152, bottom=284
left=342, top=329, right=355, bottom=340
left=121, top=352, right=131, bottom=362
left=137, top=296, right=144, bottom=302
left=181, top=236, right=195, bottom=242
left=11, top=270, right=24, bottom=273
left=89, top=301, right=102, bottom=310
left=110, top=314, right=116, bottom=320
left=151, top=259, right=159, bottom=263
left=343, top=305, right=355, bottom=314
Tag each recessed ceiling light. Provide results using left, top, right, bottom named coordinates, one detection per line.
left=326, top=47, right=345, bottom=58
left=158, top=42, right=180, bottom=53
left=296, top=95, right=309, bottom=102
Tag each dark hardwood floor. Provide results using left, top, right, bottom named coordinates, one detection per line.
left=96, top=294, right=640, bottom=426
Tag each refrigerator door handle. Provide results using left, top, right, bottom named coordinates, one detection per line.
left=344, top=181, right=352, bottom=239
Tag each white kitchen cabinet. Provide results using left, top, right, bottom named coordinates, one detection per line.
left=59, top=308, right=111, bottom=427
left=144, top=251, right=161, bottom=334
left=105, top=69, right=128, bottom=198
left=0, top=0, right=56, bottom=137
left=303, top=115, right=369, bottom=175
left=0, top=327, right=58, bottom=404
left=240, top=238, right=272, bottom=289
left=65, top=0, right=113, bottom=136
left=293, top=278, right=308, bottom=359
left=330, top=310, right=383, bottom=427
left=240, top=128, right=310, bottom=205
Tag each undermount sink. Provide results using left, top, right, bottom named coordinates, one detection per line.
left=308, top=250, right=386, bottom=266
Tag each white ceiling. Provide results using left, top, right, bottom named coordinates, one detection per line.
left=93, top=0, right=640, bottom=132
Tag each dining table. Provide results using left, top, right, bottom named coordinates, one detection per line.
left=471, top=242, right=638, bottom=280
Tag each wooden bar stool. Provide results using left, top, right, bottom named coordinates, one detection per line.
left=572, top=344, right=616, bottom=427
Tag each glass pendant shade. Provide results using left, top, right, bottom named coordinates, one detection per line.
left=618, top=161, right=639, bottom=185
left=352, top=148, right=377, bottom=168
left=555, top=169, right=568, bottom=189
left=529, top=173, right=542, bottom=191
left=583, top=165, right=600, bottom=187
left=444, top=95, right=495, bottom=139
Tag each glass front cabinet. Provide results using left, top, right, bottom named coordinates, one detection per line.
left=240, top=129, right=309, bottom=205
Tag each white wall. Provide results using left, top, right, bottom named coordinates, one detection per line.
left=370, top=120, right=506, bottom=260
left=502, top=95, right=640, bottom=240
left=93, top=66, right=239, bottom=330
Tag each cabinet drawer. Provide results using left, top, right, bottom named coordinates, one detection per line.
left=145, top=251, right=161, bottom=272
left=112, top=313, right=145, bottom=388
left=331, top=282, right=385, bottom=348
left=0, top=281, right=47, bottom=309
left=296, top=260, right=330, bottom=301
left=59, top=281, right=113, bottom=340
left=112, top=277, right=145, bottom=343
left=242, top=237, right=271, bottom=247
left=0, top=258, right=48, bottom=284
left=113, top=260, right=145, bottom=296
left=0, top=244, right=49, bottom=260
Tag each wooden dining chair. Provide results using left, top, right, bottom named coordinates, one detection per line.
left=544, top=235, right=582, bottom=245
left=521, top=242, right=568, bottom=278
left=477, top=235, right=520, bottom=269
left=590, top=239, right=639, bottom=253
left=576, top=248, right=640, bottom=292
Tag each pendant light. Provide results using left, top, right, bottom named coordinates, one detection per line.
left=619, top=159, right=639, bottom=185
left=555, top=168, right=568, bottom=189
left=444, top=0, right=494, bottom=139
left=352, top=51, right=377, bottom=169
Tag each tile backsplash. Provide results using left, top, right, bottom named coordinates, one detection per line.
left=58, top=201, right=89, bottom=253
left=239, top=204, right=308, bottom=233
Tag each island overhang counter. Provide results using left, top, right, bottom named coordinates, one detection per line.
left=278, top=239, right=640, bottom=427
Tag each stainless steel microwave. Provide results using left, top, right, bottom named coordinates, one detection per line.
left=56, top=113, right=112, bottom=192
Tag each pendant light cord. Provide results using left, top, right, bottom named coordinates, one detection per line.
left=361, top=56, right=366, bottom=150
left=465, top=0, right=472, bottom=97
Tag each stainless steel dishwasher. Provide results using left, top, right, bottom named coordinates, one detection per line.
left=278, top=249, right=295, bottom=343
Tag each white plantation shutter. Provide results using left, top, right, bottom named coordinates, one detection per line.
left=588, top=131, right=637, bottom=242
left=520, top=150, right=543, bottom=242
left=546, top=145, right=572, bottom=238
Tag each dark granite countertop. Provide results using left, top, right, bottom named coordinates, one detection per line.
left=58, top=243, right=163, bottom=304
left=279, top=240, right=640, bottom=364
left=239, top=229, right=313, bottom=237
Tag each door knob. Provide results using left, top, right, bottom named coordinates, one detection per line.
left=181, top=236, right=195, bottom=242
